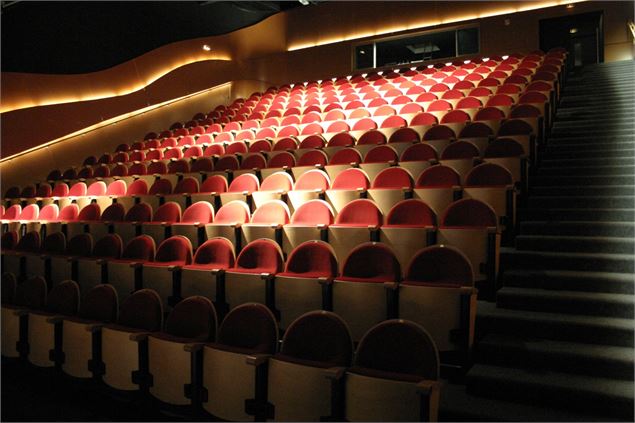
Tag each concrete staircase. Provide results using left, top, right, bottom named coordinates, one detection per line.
left=442, top=60, right=635, bottom=421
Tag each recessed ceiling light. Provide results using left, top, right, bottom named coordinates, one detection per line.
left=202, top=45, right=211, bottom=51
left=410, top=67, right=417, bottom=71
left=464, top=60, right=471, bottom=64
left=569, top=28, right=578, bottom=33
left=377, top=71, right=383, bottom=75
left=427, top=64, right=434, bottom=68
left=483, top=57, right=490, bottom=62
left=445, top=62, right=452, bottom=66
left=362, top=73, right=368, bottom=77
left=502, top=55, right=509, bottom=60
left=360, top=50, right=366, bottom=55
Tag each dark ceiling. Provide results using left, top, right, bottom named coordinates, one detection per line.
left=1, top=1, right=308, bottom=75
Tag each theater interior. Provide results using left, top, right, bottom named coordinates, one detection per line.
left=1, top=1, right=634, bottom=421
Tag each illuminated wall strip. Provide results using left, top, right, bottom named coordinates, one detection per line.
left=287, top=0, right=588, bottom=51
left=1, top=56, right=232, bottom=114
left=0, top=82, right=232, bottom=163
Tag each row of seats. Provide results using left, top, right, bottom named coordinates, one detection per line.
left=2, top=195, right=500, bottom=285
left=2, top=278, right=441, bottom=421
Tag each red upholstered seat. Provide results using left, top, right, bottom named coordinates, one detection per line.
left=260, top=172, right=293, bottom=192
left=423, top=125, right=455, bottom=141
left=388, top=127, right=420, bottom=144
left=357, top=129, right=386, bottom=145
left=279, top=240, right=338, bottom=279
left=240, top=153, right=267, bottom=170
left=183, top=237, right=235, bottom=271
left=328, top=148, right=362, bottom=165
left=403, top=245, right=472, bottom=287
left=338, top=242, right=400, bottom=283
left=385, top=199, right=436, bottom=228
left=465, top=163, right=513, bottom=187
left=228, top=173, right=259, bottom=193
left=214, top=201, right=251, bottom=225
left=200, top=175, right=228, bottom=193
left=363, top=145, right=398, bottom=164
left=250, top=200, right=290, bottom=225
left=440, top=141, right=480, bottom=160
left=68, top=182, right=87, bottom=197
left=327, top=132, right=355, bottom=147
left=371, top=167, right=413, bottom=189
left=332, top=199, right=382, bottom=228
left=298, top=150, right=328, bottom=167
left=400, top=143, right=438, bottom=162
left=126, top=179, right=148, bottom=196
left=441, top=198, right=498, bottom=228
left=216, top=155, right=240, bottom=171
left=231, top=239, right=284, bottom=275
left=148, top=179, right=172, bottom=196
left=330, top=168, right=370, bottom=190
left=485, top=138, right=525, bottom=157
left=416, top=165, right=461, bottom=187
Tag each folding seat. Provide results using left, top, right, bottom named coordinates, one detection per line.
left=111, top=178, right=148, bottom=213
left=439, top=140, right=480, bottom=183
left=168, top=191, right=214, bottom=249
left=27, top=280, right=80, bottom=368
left=340, top=320, right=440, bottom=422
left=140, top=235, right=192, bottom=309
left=159, top=176, right=199, bottom=212
left=484, top=138, right=528, bottom=192
left=86, top=202, right=125, bottom=246
left=366, top=166, right=415, bottom=215
left=422, top=124, right=455, bottom=154
left=77, top=166, right=94, bottom=181
left=62, top=168, right=79, bottom=182
left=1, top=231, right=19, bottom=254
left=74, top=233, right=123, bottom=296
left=324, top=147, right=362, bottom=181
left=274, top=240, right=338, bottom=329
left=205, top=200, right=250, bottom=250
left=323, top=168, right=369, bottom=215
left=140, top=201, right=181, bottom=244
left=1, top=274, right=46, bottom=358
left=233, top=153, right=266, bottom=179
left=2, top=231, right=41, bottom=280
left=286, top=169, right=331, bottom=213
left=112, top=202, right=153, bottom=248
left=248, top=139, right=272, bottom=154
left=5, top=203, right=38, bottom=235
left=40, top=203, right=79, bottom=236
left=360, top=145, right=399, bottom=181
left=272, top=137, right=298, bottom=151
left=464, top=163, right=516, bottom=234
left=264, top=310, right=353, bottom=421
left=292, top=149, right=329, bottom=179
left=298, top=134, right=326, bottom=149
left=438, top=198, right=500, bottom=286
left=413, top=164, right=462, bottom=217
left=189, top=174, right=227, bottom=211
left=241, top=199, right=290, bottom=248
left=57, top=181, right=87, bottom=210
left=251, top=171, right=294, bottom=209
left=332, top=242, right=400, bottom=340
left=104, top=235, right=156, bottom=304
left=63, top=201, right=101, bottom=240
left=219, top=173, right=259, bottom=210
left=1, top=204, right=21, bottom=229
left=223, top=238, right=284, bottom=311
left=58, top=284, right=118, bottom=378
left=48, top=233, right=93, bottom=288
left=143, top=296, right=216, bottom=407
left=397, top=143, right=437, bottom=181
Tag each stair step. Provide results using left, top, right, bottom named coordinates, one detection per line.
left=552, top=122, right=635, bottom=131
left=515, top=234, right=635, bottom=254
left=496, top=286, right=634, bottom=318
left=476, top=333, right=634, bottom=380
left=519, top=220, right=635, bottom=237
left=477, top=300, right=634, bottom=347
left=531, top=174, right=635, bottom=186
left=539, top=157, right=635, bottom=167
left=527, top=196, right=635, bottom=209
left=439, top=381, right=625, bottom=422
left=465, top=364, right=634, bottom=419
left=501, top=268, right=635, bottom=294
left=519, top=207, right=635, bottom=222
left=545, top=142, right=635, bottom=152
left=500, top=248, right=635, bottom=273
left=530, top=185, right=635, bottom=196
left=545, top=149, right=634, bottom=159
left=538, top=165, right=635, bottom=176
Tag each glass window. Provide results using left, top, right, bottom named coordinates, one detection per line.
left=355, top=44, right=374, bottom=69
left=458, top=27, right=479, bottom=55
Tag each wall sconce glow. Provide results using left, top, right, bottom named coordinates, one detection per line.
left=346, top=75, right=352, bottom=79
left=393, top=68, right=400, bottom=73
left=427, top=65, right=434, bottom=68
left=377, top=71, right=383, bottom=75
left=332, top=77, right=337, bottom=81
left=317, top=79, right=322, bottom=84
left=628, top=21, right=635, bottom=41
left=362, top=73, right=368, bottom=77
left=445, top=62, right=452, bottom=66
left=464, top=60, right=471, bottom=64
left=290, top=83, right=295, bottom=88
left=502, top=55, right=509, bottom=59
left=410, top=67, right=417, bottom=71
left=482, top=57, right=490, bottom=61
left=202, top=44, right=211, bottom=51
left=303, top=81, right=308, bottom=85
left=569, top=27, right=578, bottom=33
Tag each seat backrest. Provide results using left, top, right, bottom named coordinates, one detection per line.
left=66, top=233, right=93, bottom=256
left=3, top=204, right=21, bottom=220
left=423, top=125, right=455, bottom=141
left=191, top=157, right=214, bottom=173
left=1, top=272, right=17, bottom=304
left=1, top=231, right=19, bottom=250
left=460, top=122, right=494, bottom=138
left=331, top=168, right=370, bottom=190
left=51, top=183, right=70, bottom=197
left=68, top=182, right=87, bottom=197
left=200, top=175, right=228, bottom=193
left=290, top=199, right=334, bottom=226
left=355, top=320, right=439, bottom=380
left=118, top=289, right=163, bottom=331
left=385, top=199, right=436, bottom=227
left=181, top=202, right=214, bottom=224
left=80, top=284, right=118, bottom=322
left=250, top=200, right=290, bottom=225
left=148, top=161, right=168, bottom=175
left=126, top=179, right=149, bottom=196
left=174, top=177, right=199, bottom=195
left=400, top=143, right=438, bottom=162
left=217, top=303, right=278, bottom=354
left=357, top=129, right=386, bottom=145
left=228, top=173, right=260, bottom=193
left=39, top=204, right=59, bottom=221
left=241, top=153, right=267, bottom=170
left=293, top=169, right=330, bottom=191
left=260, top=172, right=293, bottom=192
left=405, top=245, right=473, bottom=286
left=280, top=310, right=353, bottom=367
left=415, top=165, right=461, bottom=187
left=387, top=127, right=420, bottom=144
left=106, top=180, right=127, bottom=196
left=46, top=280, right=80, bottom=316
left=19, top=204, right=39, bottom=221
left=168, top=159, right=190, bottom=174
left=20, top=185, right=37, bottom=198
left=92, top=234, right=123, bottom=259
left=122, top=235, right=156, bottom=261
left=327, top=132, right=355, bottom=147
left=215, top=155, right=240, bottom=171
left=297, top=150, right=328, bottom=167
left=371, top=167, right=413, bottom=189
left=128, top=162, right=147, bottom=176
left=155, top=235, right=193, bottom=264
left=152, top=202, right=181, bottom=223
left=192, top=237, right=236, bottom=268
left=465, top=163, right=513, bottom=187
left=268, top=152, right=296, bottom=168
left=165, top=296, right=217, bottom=341
left=15, top=231, right=40, bottom=253
left=36, top=184, right=53, bottom=198
left=42, top=232, right=66, bottom=255
left=498, top=119, right=533, bottom=136
left=341, top=242, right=401, bottom=281
left=299, top=134, right=325, bottom=149
left=77, top=203, right=101, bottom=221
left=441, top=141, right=480, bottom=160
left=15, top=276, right=47, bottom=309
left=235, top=239, right=284, bottom=274
left=328, top=148, right=362, bottom=166
left=284, top=240, right=338, bottom=277
left=441, top=198, right=498, bottom=227
left=214, top=201, right=251, bottom=225
left=59, top=204, right=80, bottom=221
left=334, top=199, right=382, bottom=226
left=149, top=179, right=172, bottom=196
left=124, top=202, right=153, bottom=222
left=484, top=138, right=525, bottom=158
left=101, top=203, right=125, bottom=222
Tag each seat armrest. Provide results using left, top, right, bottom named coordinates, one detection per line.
left=246, top=354, right=271, bottom=366
left=384, top=281, right=399, bottom=290
left=85, top=323, right=104, bottom=333
left=184, top=342, right=204, bottom=352
left=318, top=277, right=333, bottom=285
left=211, top=268, right=226, bottom=276
left=46, top=315, right=64, bottom=324
left=13, top=308, right=29, bottom=317
left=260, top=273, right=274, bottom=281
left=129, top=262, right=143, bottom=269
left=168, top=265, right=182, bottom=272
left=129, top=332, right=151, bottom=342
left=324, top=366, right=346, bottom=381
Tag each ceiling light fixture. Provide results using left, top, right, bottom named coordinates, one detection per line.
left=569, top=27, right=578, bottom=33
left=298, top=0, right=310, bottom=5
left=202, top=44, right=211, bottom=51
